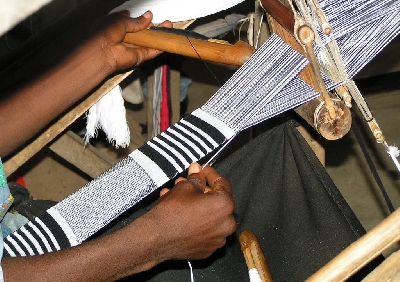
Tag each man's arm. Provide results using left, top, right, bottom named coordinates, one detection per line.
left=0, top=11, right=171, bottom=157
left=2, top=164, right=236, bottom=281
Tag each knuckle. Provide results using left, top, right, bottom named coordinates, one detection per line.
left=227, top=218, right=237, bottom=234
left=221, top=216, right=237, bottom=234
left=215, top=193, right=235, bottom=214
left=188, top=177, right=201, bottom=186
left=213, top=180, right=232, bottom=193
left=218, top=218, right=236, bottom=238
left=216, top=238, right=227, bottom=249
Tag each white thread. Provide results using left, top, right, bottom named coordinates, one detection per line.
left=203, top=135, right=236, bottom=167
left=385, top=143, right=400, bottom=172
left=254, top=13, right=264, bottom=49
left=247, top=13, right=254, bottom=47
left=85, top=85, right=130, bottom=148
left=314, top=100, right=325, bottom=129
left=152, top=66, right=162, bottom=137
left=248, top=268, right=262, bottom=282
left=188, top=260, right=195, bottom=282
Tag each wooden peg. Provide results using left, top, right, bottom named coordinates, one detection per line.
left=239, top=230, right=274, bottom=282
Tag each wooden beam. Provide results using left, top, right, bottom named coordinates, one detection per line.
left=307, top=208, right=400, bottom=281
left=49, top=131, right=116, bottom=179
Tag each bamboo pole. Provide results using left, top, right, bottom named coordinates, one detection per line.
left=307, top=209, right=400, bottom=282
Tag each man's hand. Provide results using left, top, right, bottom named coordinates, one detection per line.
left=98, top=10, right=172, bottom=71
left=0, top=10, right=172, bottom=157
left=149, top=163, right=236, bottom=261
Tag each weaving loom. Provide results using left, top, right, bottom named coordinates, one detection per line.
left=3, top=33, right=315, bottom=255
left=2, top=0, right=400, bottom=280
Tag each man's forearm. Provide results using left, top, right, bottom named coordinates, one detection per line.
left=2, top=214, right=163, bottom=281
left=0, top=35, right=114, bottom=157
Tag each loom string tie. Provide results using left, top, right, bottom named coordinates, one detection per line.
left=187, top=260, right=195, bottom=282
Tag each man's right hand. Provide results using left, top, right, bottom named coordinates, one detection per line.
left=147, top=163, right=236, bottom=261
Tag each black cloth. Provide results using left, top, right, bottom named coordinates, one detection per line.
left=122, top=119, right=382, bottom=282
left=8, top=182, right=57, bottom=221
left=8, top=118, right=381, bottom=281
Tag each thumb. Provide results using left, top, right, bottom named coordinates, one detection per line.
left=186, top=163, right=206, bottom=192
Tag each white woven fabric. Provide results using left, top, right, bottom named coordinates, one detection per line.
left=112, top=0, right=245, bottom=23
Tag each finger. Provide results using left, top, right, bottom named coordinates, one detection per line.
left=175, top=163, right=202, bottom=182
left=118, top=45, right=163, bottom=68
left=175, top=177, right=186, bottom=184
left=188, top=163, right=201, bottom=175
left=159, top=188, right=170, bottom=197
left=187, top=164, right=206, bottom=192
left=158, top=20, right=173, bottom=28
left=124, top=10, right=154, bottom=33
left=115, top=10, right=130, bottom=17
left=203, top=165, right=232, bottom=193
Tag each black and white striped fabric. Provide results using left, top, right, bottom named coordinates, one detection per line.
left=4, top=34, right=316, bottom=257
left=4, top=213, right=71, bottom=256
left=4, top=110, right=236, bottom=256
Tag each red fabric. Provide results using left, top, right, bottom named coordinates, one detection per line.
left=7, top=173, right=26, bottom=187
left=160, top=64, right=170, bottom=132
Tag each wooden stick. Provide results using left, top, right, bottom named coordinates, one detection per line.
left=259, top=0, right=295, bottom=35
left=266, top=15, right=318, bottom=92
left=297, top=25, right=336, bottom=119
left=124, top=28, right=255, bottom=66
left=307, top=208, right=400, bottom=282
left=239, top=230, right=274, bottom=282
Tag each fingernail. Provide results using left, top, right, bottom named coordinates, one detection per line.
left=142, top=10, right=152, bottom=19
left=189, top=163, right=201, bottom=174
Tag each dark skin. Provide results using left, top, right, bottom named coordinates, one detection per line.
left=2, top=163, right=235, bottom=281
left=0, top=11, right=170, bottom=157
left=1, top=11, right=236, bottom=281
